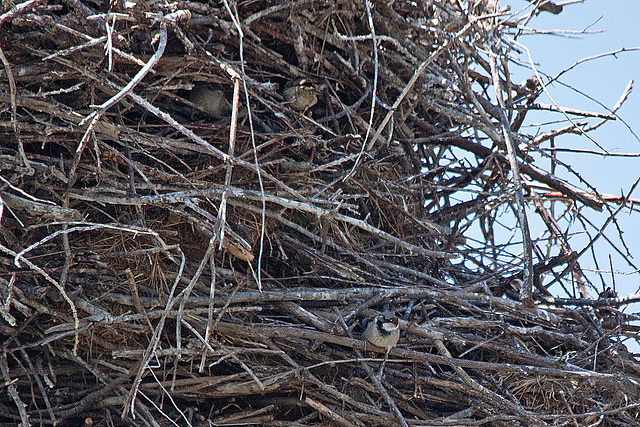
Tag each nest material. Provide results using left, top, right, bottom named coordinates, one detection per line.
left=1, top=0, right=639, bottom=426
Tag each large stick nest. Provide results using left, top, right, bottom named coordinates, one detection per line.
left=1, top=0, right=639, bottom=425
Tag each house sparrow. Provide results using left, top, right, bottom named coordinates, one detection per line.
left=283, top=78, right=318, bottom=112
left=362, top=311, right=400, bottom=351
left=189, top=85, right=232, bottom=119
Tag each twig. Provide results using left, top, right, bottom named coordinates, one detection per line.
left=488, top=31, right=534, bottom=304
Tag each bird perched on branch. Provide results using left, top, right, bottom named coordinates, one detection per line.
left=363, top=311, right=400, bottom=352
left=283, top=78, right=318, bottom=113
left=189, top=84, right=232, bottom=119
left=363, top=311, right=400, bottom=379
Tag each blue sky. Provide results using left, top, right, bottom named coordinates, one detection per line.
left=499, top=1, right=640, bottom=347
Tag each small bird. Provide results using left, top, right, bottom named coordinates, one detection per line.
left=283, top=78, right=318, bottom=112
left=363, top=311, right=400, bottom=379
left=189, top=85, right=232, bottom=119
left=362, top=311, right=400, bottom=352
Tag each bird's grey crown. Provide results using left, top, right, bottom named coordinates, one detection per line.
left=377, top=314, right=399, bottom=334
